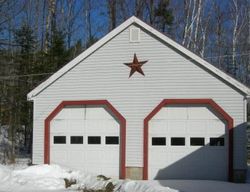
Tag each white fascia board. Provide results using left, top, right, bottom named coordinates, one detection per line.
left=27, top=16, right=137, bottom=100
left=27, top=16, right=250, bottom=100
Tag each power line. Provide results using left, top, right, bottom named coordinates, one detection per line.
left=0, top=72, right=53, bottom=79
left=204, top=52, right=250, bottom=59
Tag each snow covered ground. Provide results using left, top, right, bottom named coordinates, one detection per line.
left=147, top=180, right=250, bottom=192
left=0, top=164, right=250, bottom=192
left=154, top=164, right=250, bottom=192
left=0, top=164, right=177, bottom=192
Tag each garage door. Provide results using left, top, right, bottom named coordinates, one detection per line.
left=148, top=104, right=228, bottom=180
left=50, top=105, right=120, bottom=178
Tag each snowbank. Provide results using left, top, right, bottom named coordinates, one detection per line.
left=0, top=164, right=67, bottom=191
left=121, top=180, right=176, bottom=192
left=0, top=164, right=177, bottom=192
left=0, top=164, right=11, bottom=182
left=1, top=164, right=249, bottom=192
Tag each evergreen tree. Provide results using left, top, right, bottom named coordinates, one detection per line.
left=154, top=0, right=174, bottom=33
left=8, top=23, right=37, bottom=159
left=34, top=29, right=70, bottom=85
left=68, top=40, right=83, bottom=59
left=85, top=35, right=98, bottom=49
left=48, top=30, right=69, bottom=70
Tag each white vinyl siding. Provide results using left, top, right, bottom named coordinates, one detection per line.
left=32, top=24, right=246, bottom=170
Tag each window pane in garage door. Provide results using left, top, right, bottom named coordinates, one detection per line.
left=171, top=137, right=185, bottom=146
left=210, top=137, right=224, bottom=146
left=190, top=137, right=205, bottom=146
left=152, top=137, right=166, bottom=145
left=54, top=136, right=66, bottom=144
left=88, top=136, right=101, bottom=144
left=70, top=136, right=83, bottom=144
left=106, top=136, right=119, bottom=144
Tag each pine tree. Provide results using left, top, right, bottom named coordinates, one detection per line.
left=48, top=29, right=69, bottom=70
left=154, top=0, right=174, bottom=33
left=13, top=23, right=36, bottom=157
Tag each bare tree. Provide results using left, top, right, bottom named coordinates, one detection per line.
left=84, top=0, right=92, bottom=46
left=186, top=0, right=197, bottom=48
left=182, top=0, right=192, bottom=46
left=145, top=0, right=155, bottom=25
left=107, top=0, right=116, bottom=31
left=64, top=0, right=80, bottom=49
left=45, top=0, right=56, bottom=52
left=135, top=0, right=145, bottom=19
left=193, top=0, right=202, bottom=51
left=199, top=18, right=209, bottom=57
left=117, top=0, right=129, bottom=22
left=41, top=0, right=47, bottom=51
left=230, top=0, right=247, bottom=76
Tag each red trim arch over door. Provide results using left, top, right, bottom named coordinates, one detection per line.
left=143, top=99, right=234, bottom=181
left=44, top=100, right=126, bottom=179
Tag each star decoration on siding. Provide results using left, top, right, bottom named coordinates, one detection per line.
left=124, top=54, right=148, bottom=77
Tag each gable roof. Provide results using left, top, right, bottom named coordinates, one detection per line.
left=27, top=16, right=250, bottom=100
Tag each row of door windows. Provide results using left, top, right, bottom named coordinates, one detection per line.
left=152, top=137, right=224, bottom=146
left=53, top=136, right=119, bottom=145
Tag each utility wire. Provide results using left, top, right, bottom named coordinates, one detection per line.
left=0, top=72, right=53, bottom=79
left=204, top=52, right=250, bottom=59
left=0, top=52, right=249, bottom=80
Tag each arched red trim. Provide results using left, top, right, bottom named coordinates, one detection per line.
left=44, top=100, right=126, bottom=179
left=143, top=99, right=234, bottom=182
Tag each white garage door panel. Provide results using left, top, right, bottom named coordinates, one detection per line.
left=148, top=105, right=227, bottom=180
left=84, top=120, right=104, bottom=133
left=149, top=150, right=168, bottom=166
left=102, top=120, right=120, bottom=134
left=168, top=121, right=186, bottom=134
left=86, top=107, right=114, bottom=120
left=209, top=120, right=227, bottom=135
left=54, top=107, right=85, bottom=119
left=68, top=119, right=85, bottom=133
left=68, top=150, right=84, bottom=164
left=51, top=119, right=67, bottom=133
left=68, top=108, right=85, bottom=119
left=104, top=149, right=120, bottom=163
left=188, top=107, right=208, bottom=119
left=50, top=150, right=67, bottom=163
left=187, top=120, right=206, bottom=134
left=106, top=120, right=120, bottom=135
left=169, top=150, right=188, bottom=162
left=85, top=149, right=102, bottom=163
left=54, top=108, right=69, bottom=119
left=152, top=108, right=168, bottom=119
left=50, top=107, right=120, bottom=178
left=167, top=107, right=188, bottom=119
left=149, top=120, right=167, bottom=134
left=84, top=120, right=119, bottom=134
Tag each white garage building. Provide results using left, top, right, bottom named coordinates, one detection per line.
left=28, top=16, right=250, bottom=182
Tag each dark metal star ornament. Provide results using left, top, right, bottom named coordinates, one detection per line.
left=124, top=54, right=148, bottom=77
